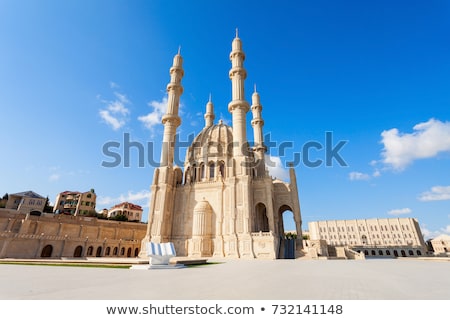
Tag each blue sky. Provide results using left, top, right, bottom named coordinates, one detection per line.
left=1, top=0, right=449, bottom=239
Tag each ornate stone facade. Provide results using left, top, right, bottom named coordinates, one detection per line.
left=141, top=33, right=303, bottom=259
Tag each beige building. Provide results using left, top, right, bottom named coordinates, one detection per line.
left=108, top=202, right=143, bottom=222
left=430, top=234, right=450, bottom=255
left=53, top=189, right=97, bottom=216
left=0, top=209, right=146, bottom=259
left=140, top=33, right=303, bottom=259
left=308, top=218, right=427, bottom=257
left=5, top=191, right=46, bottom=214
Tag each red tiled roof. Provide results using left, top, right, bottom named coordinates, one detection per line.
left=111, top=202, right=143, bottom=211
left=60, top=191, right=81, bottom=195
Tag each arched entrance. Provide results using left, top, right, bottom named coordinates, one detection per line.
left=96, top=246, right=102, bottom=257
left=41, top=245, right=53, bottom=258
left=73, top=246, right=83, bottom=257
left=278, top=205, right=296, bottom=259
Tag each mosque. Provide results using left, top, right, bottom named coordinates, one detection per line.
left=140, top=32, right=303, bottom=259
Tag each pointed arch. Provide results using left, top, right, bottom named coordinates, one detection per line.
left=277, top=205, right=297, bottom=259
left=200, top=162, right=206, bottom=180
left=209, top=161, right=215, bottom=180
left=253, top=202, right=269, bottom=232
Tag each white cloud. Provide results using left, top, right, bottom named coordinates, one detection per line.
left=265, top=155, right=289, bottom=181
left=48, top=173, right=60, bottom=182
left=349, top=171, right=370, bottom=181
left=418, top=186, right=450, bottom=202
left=99, top=89, right=131, bottom=131
left=443, top=225, right=450, bottom=234
left=349, top=169, right=381, bottom=181
left=110, top=81, right=119, bottom=89
left=372, top=169, right=381, bottom=177
left=99, top=110, right=126, bottom=130
left=138, top=97, right=168, bottom=131
left=97, top=189, right=151, bottom=208
left=421, top=227, right=441, bottom=240
left=387, top=208, right=412, bottom=215
left=422, top=225, right=450, bottom=239
left=380, top=118, right=450, bottom=170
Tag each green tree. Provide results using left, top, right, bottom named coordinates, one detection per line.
left=110, top=214, right=128, bottom=222
left=43, top=196, right=54, bottom=213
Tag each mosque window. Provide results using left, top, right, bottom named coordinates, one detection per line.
left=193, top=164, right=197, bottom=182
left=200, top=163, right=206, bottom=180
left=209, top=162, right=215, bottom=179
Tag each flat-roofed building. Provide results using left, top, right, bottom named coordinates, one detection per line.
left=53, top=189, right=96, bottom=216
left=430, top=234, right=450, bottom=255
left=308, top=218, right=427, bottom=257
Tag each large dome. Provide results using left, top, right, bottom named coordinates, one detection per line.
left=185, top=121, right=233, bottom=164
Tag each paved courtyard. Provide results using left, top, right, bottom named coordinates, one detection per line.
left=0, top=258, right=449, bottom=300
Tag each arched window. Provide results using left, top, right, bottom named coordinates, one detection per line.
left=364, top=250, right=369, bottom=256
left=416, top=250, right=422, bottom=256
left=120, top=247, right=125, bottom=256
left=74, top=246, right=83, bottom=257
left=87, top=246, right=94, bottom=256
left=401, top=250, right=406, bottom=257
left=209, top=162, right=215, bottom=179
left=127, top=248, right=132, bottom=257
left=386, top=250, right=391, bottom=256
left=192, top=164, right=197, bottom=182
left=200, top=163, right=205, bottom=180
left=105, top=247, right=111, bottom=256
left=253, top=203, right=269, bottom=232
left=41, top=245, right=53, bottom=258
left=408, top=250, right=414, bottom=256
left=378, top=250, right=383, bottom=256
left=394, top=250, right=398, bottom=257
left=134, top=248, right=139, bottom=257
left=371, top=250, right=376, bottom=256
left=96, top=246, right=102, bottom=257
left=113, top=247, right=118, bottom=256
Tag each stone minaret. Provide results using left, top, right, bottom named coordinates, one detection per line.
left=140, top=50, right=184, bottom=255
left=228, top=29, right=250, bottom=168
left=160, top=49, right=184, bottom=167
left=251, top=85, right=267, bottom=176
left=204, top=95, right=215, bottom=128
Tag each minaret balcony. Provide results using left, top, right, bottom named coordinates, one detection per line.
left=227, top=100, right=250, bottom=112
